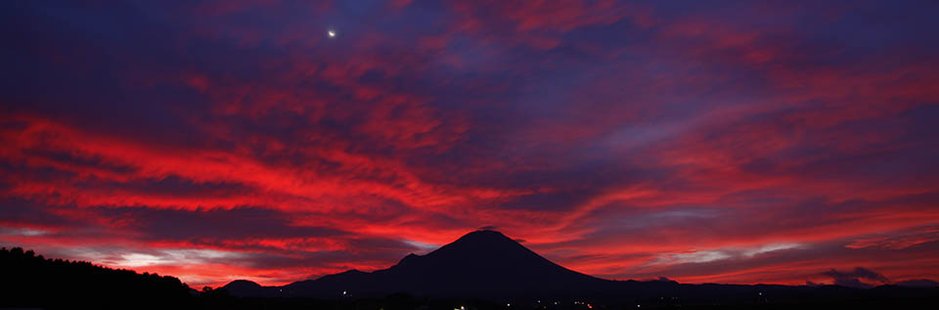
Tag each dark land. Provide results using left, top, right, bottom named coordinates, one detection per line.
left=2, top=230, right=937, bottom=309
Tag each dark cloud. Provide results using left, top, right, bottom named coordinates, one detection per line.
left=0, top=198, right=74, bottom=227
left=97, top=207, right=344, bottom=241
left=823, top=267, right=889, bottom=288
left=895, top=279, right=939, bottom=288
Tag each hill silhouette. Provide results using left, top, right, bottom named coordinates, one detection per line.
left=0, top=246, right=193, bottom=309
left=0, top=247, right=333, bottom=309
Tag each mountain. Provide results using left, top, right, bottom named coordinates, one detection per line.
left=225, top=230, right=663, bottom=298
left=291, top=230, right=618, bottom=297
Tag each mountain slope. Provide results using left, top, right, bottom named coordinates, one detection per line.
left=283, top=230, right=612, bottom=297
left=227, top=230, right=618, bottom=298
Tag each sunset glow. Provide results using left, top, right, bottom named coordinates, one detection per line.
left=2, top=1, right=938, bottom=288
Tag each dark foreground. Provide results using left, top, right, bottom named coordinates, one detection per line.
left=2, top=246, right=938, bottom=310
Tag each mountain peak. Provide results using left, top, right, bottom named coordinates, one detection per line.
left=221, top=279, right=276, bottom=297
left=269, top=230, right=608, bottom=298
left=456, top=229, right=514, bottom=242
left=223, top=279, right=261, bottom=289
left=431, top=229, right=530, bottom=257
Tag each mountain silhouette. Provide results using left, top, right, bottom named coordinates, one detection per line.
left=377, top=230, right=602, bottom=292
left=300, top=230, right=611, bottom=296
left=226, top=230, right=647, bottom=298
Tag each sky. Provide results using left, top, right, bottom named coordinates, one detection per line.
left=1, top=0, right=938, bottom=288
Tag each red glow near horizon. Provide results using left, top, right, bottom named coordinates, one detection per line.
left=1, top=1, right=938, bottom=288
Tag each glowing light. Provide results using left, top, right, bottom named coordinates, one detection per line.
left=119, top=253, right=165, bottom=267
left=327, top=29, right=337, bottom=38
